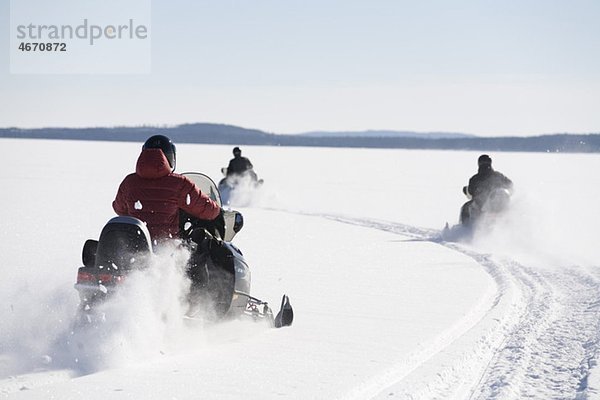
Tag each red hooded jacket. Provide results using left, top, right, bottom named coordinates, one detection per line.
left=112, top=149, right=221, bottom=240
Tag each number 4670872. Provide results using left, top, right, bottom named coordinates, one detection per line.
left=18, top=42, right=67, bottom=52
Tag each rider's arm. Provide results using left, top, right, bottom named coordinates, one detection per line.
left=112, top=178, right=130, bottom=216
left=501, top=173, right=514, bottom=193
left=178, top=177, right=221, bottom=221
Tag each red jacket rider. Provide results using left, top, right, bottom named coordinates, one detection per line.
left=112, top=135, right=221, bottom=240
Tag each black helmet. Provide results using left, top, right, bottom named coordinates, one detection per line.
left=478, top=154, right=492, bottom=167
left=143, top=135, right=176, bottom=170
left=233, top=147, right=241, bottom=156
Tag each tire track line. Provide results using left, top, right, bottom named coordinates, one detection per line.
left=310, top=214, right=600, bottom=399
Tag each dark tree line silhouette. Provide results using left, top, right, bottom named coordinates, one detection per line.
left=2, top=123, right=599, bottom=153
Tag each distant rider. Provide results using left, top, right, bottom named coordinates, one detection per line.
left=226, top=147, right=257, bottom=181
left=460, top=154, right=513, bottom=225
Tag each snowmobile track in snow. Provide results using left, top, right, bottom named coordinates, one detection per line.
left=312, top=214, right=600, bottom=400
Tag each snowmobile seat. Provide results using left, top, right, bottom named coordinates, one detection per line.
left=94, top=216, right=153, bottom=272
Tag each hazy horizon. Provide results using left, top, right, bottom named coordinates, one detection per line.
left=1, top=121, right=598, bottom=138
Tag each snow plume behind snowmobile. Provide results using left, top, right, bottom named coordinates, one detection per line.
left=74, top=172, right=292, bottom=331
left=218, top=167, right=264, bottom=207
left=443, top=186, right=512, bottom=242
left=72, top=239, right=192, bottom=373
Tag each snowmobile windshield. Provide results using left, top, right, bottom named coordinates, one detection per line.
left=182, top=172, right=222, bottom=207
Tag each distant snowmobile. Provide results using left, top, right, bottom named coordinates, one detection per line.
left=442, top=185, right=512, bottom=242
left=218, top=167, right=264, bottom=207
left=74, top=172, right=292, bottom=329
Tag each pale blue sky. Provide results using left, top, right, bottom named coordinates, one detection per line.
left=1, top=0, right=599, bottom=136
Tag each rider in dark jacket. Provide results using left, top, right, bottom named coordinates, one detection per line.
left=460, top=154, right=513, bottom=225
left=227, top=147, right=254, bottom=176
left=224, top=147, right=259, bottom=185
left=467, top=155, right=513, bottom=206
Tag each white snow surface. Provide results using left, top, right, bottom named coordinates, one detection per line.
left=1, top=139, right=600, bottom=399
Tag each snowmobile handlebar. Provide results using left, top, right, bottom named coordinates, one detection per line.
left=179, top=208, right=245, bottom=243
left=179, top=209, right=225, bottom=242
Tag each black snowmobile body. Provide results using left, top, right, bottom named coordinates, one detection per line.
left=74, top=172, right=292, bottom=328
left=442, top=186, right=512, bottom=242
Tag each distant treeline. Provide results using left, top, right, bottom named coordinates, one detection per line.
left=1, top=123, right=599, bottom=153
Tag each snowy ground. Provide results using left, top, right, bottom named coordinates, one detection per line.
left=1, top=139, right=600, bottom=399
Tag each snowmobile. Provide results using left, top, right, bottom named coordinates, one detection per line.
left=74, top=172, right=292, bottom=329
left=442, top=185, right=512, bottom=242
left=217, top=167, right=264, bottom=206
